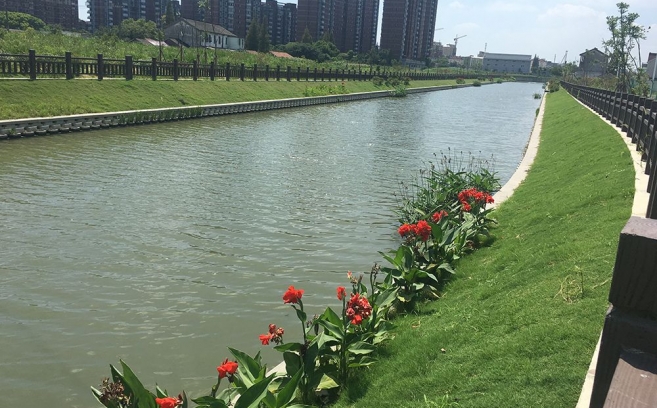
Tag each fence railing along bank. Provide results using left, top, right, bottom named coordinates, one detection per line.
left=561, top=82, right=657, bottom=407
left=0, top=50, right=486, bottom=82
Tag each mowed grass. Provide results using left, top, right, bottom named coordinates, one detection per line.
left=334, top=90, right=635, bottom=407
left=0, top=78, right=479, bottom=120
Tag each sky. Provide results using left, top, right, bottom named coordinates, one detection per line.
left=78, top=0, right=657, bottom=65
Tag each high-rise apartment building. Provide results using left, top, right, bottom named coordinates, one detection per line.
left=87, top=0, right=166, bottom=32
left=295, top=0, right=377, bottom=53
left=260, top=0, right=296, bottom=45
left=380, top=0, right=438, bottom=61
left=6, top=0, right=79, bottom=30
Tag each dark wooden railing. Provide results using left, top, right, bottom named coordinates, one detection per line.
left=0, top=49, right=500, bottom=82
left=561, top=82, right=657, bottom=407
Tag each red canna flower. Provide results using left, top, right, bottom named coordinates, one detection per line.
left=217, top=359, right=238, bottom=379
left=337, top=286, right=347, bottom=301
left=346, top=293, right=372, bottom=325
left=156, top=397, right=178, bottom=408
left=259, top=333, right=272, bottom=345
left=283, top=285, right=304, bottom=304
left=398, top=223, right=413, bottom=237
left=432, top=210, right=448, bottom=223
left=414, top=220, right=432, bottom=241
left=351, top=315, right=363, bottom=325
left=462, top=203, right=472, bottom=212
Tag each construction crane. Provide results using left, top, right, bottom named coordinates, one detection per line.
left=454, top=34, right=467, bottom=49
left=435, top=27, right=444, bottom=32
left=560, top=50, right=568, bottom=65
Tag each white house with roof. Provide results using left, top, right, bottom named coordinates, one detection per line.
left=483, top=53, right=532, bottom=74
left=165, top=19, right=244, bottom=51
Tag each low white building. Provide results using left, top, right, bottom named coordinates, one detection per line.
left=483, top=53, right=532, bottom=74
left=165, top=19, right=244, bottom=51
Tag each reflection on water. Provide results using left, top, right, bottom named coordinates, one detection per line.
left=0, top=83, right=542, bottom=407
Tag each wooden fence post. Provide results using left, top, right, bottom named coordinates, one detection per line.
left=276, top=65, right=280, bottom=81
left=328, top=68, right=332, bottom=81
left=210, top=61, right=215, bottom=81
left=253, top=64, right=257, bottom=81
left=65, top=51, right=73, bottom=80
left=97, top=53, right=104, bottom=81
left=240, top=63, right=245, bottom=81
left=151, top=57, right=157, bottom=81
left=265, top=65, right=269, bottom=81
left=226, top=62, right=231, bottom=81
left=193, top=59, right=198, bottom=81
left=306, top=67, right=309, bottom=81
left=28, top=49, right=36, bottom=80
left=590, top=217, right=657, bottom=406
left=314, top=67, right=317, bottom=82
left=173, top=59, right=178, bottom=81
left=286, top=66, right=291, bottom=82
left=321, top=68, right=324, bottom=81
left=125, top=55, right=133, bottom=80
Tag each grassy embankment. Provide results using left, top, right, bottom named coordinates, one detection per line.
left=333, top=90, right=635, bottom=407
left=0, top=78, right=482, bottom=120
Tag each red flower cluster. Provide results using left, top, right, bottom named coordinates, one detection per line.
left=432, top=210, right=448, bottom=223
left=259, top=323, right=284, bottom=345
left=457, top=188, right=494, bottom=212
left=283, top=285, right=304, bottom=304
left=217, top=359, right=238, bottom=379
left=337, top=286, right=347, bottom=301
left=397, top=220, right=432, bottom=241
left=346, top=293, right=372, bottom=325
left=155, top=397, right=179, bottom=408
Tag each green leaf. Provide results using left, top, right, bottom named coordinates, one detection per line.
left=274, top=342, right=302, bottom=353
left=294, top=307, right=307, bottom=324
left=316, top=374, right=339, bottom=390
left=181, top=390, right=189, bottom=408
left=120, top=360, right=157, bottom=408
left=275, top=369, right=303, bottom=408
left=316, top=319, right=344, bottom=340
left=320, top=306, right=343, bottom=327
left=191, top=396, right=230, bottom=408
left=234, top=374, right=275, bottom=408
left=283, top=351, right=301, bottom=377
left=228, top=348, right=263, bottom=381
left=155, top=385, right=167, bottom=398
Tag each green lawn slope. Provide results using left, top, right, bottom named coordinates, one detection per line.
left=0, top=79, right=477, bottom=120
left=334, top=90, right=635, bottom=407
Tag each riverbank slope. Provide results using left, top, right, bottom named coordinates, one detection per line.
left=0, top=79, right=481, bottom=120
left=334, top=89, right=635, bottom=407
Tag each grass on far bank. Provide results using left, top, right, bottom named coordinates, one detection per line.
left=333, top=90, right=635, bottom=407
left=0, top=78, right=484, bottom=120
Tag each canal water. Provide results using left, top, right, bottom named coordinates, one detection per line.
left=0, top=82, right=542, bottom=407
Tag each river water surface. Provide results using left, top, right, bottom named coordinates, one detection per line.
left=0, top=82, right=542, bottom=407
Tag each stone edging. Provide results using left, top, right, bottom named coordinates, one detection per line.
left=490, top=91, right=546, bottom=208
left=0, top=83, right=486, bottom=140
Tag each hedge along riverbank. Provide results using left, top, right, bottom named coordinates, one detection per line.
left=332, top=89, right=635, bottom=407
left=0, top=82, right=493, bottom=139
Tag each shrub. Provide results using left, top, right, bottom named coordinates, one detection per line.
left=472, top=80, right=482, bottom=87
left=547, top=82, right=560, bottom=92
left=455, top=78, right=466, bottom=84
left=372, top=75, right=384, bottom=86
left=389, top=85, right=407, bottom=97
left=533, top=93, right=542, bottom=99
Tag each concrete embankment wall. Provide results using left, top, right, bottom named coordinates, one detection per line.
left=0, top=83, right=484, bottom=140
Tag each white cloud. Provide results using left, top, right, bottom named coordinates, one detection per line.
left=448, top=1, right=466, bottom=9
left=486, top=1, right=538, bottom=13
left=538, top=3, right=606, bottom=21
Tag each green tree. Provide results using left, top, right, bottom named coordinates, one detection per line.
left=245, top=20, right=259, bottom=51
left=257, top=20, right=270, bottom=52
left=531, top=55, right=539, bottom=74
left=320, top=30, right=333, bottom=44
left=165, top=1, right=175, bottom=26
left=301, top=27, right=313, bottom=43
left=603, top=2, right=646, bottom=92
left=114, top=19, right=161, bottom=40
left=1, top=11, right=46, bottom=31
